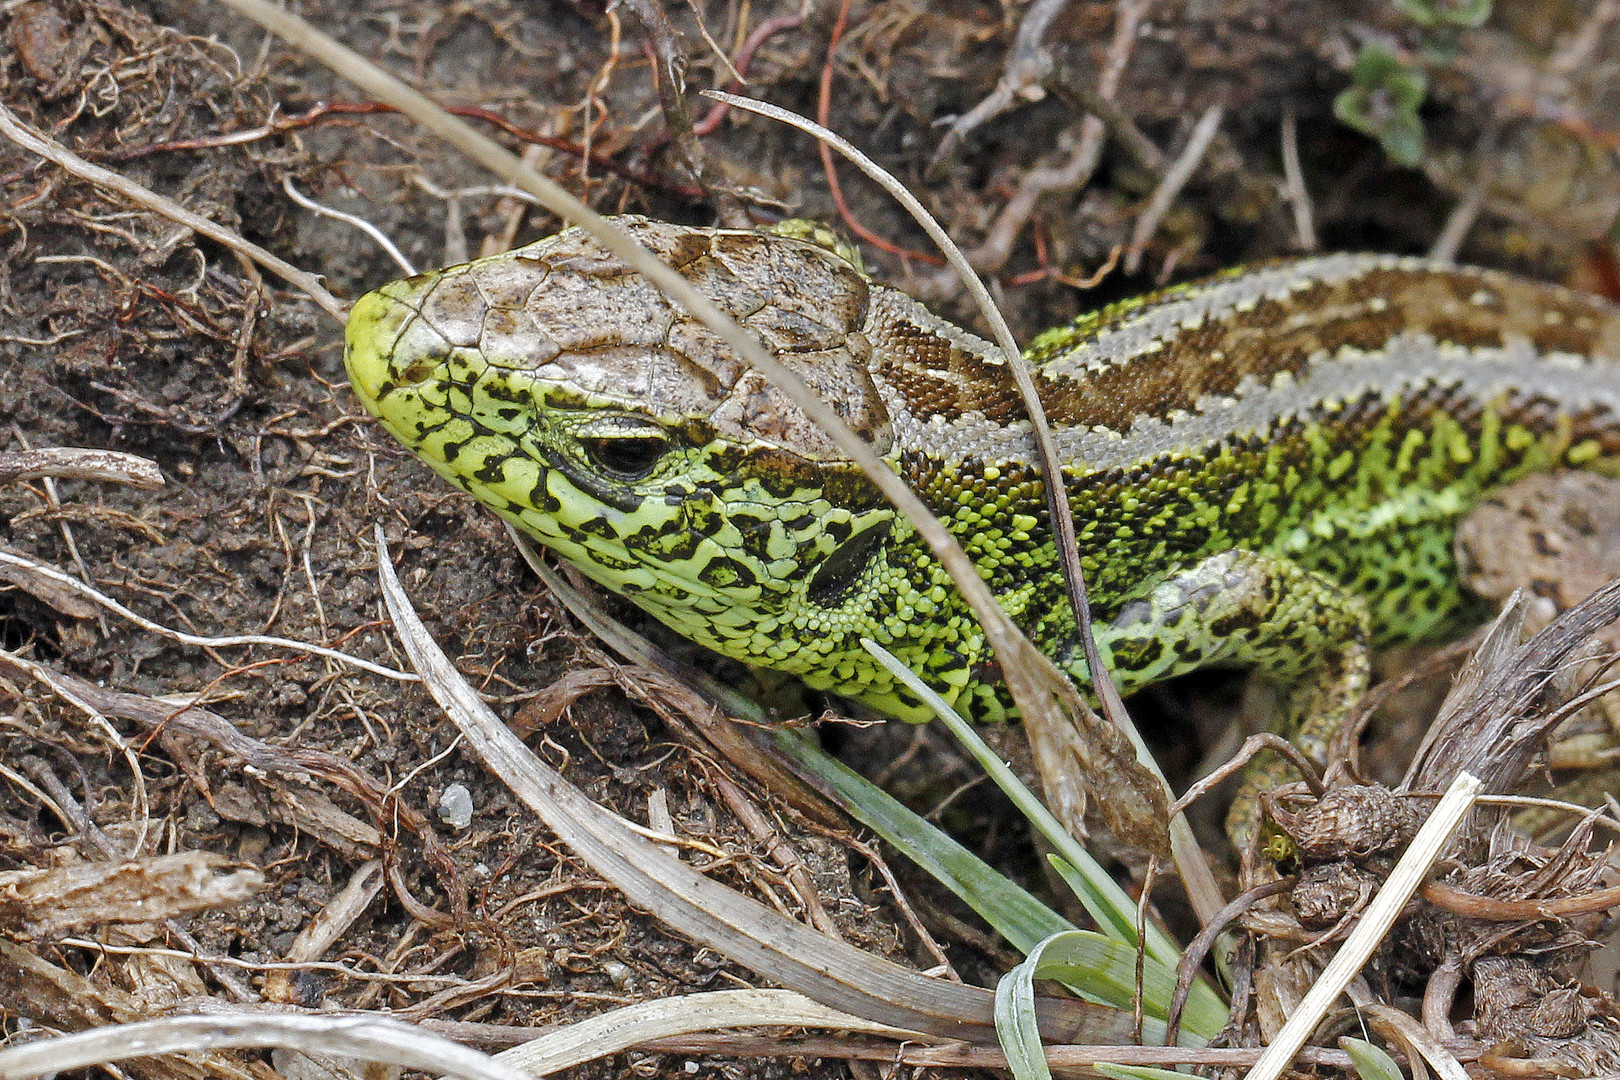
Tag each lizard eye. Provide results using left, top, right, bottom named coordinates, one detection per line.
left=580, top=428, right=670, bottom=481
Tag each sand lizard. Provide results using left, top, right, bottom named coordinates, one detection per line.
left=342, top=217, right=1620, bottom=777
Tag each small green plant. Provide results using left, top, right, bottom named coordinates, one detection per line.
left=1334, top=0, right=1492, bottom=166
left=1395, top=0, right=1491, bottom=27
left=1334, top=43, right=1428, bottom=167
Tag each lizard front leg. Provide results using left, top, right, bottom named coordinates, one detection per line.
left=1094, top=549, right=1373, bottom=839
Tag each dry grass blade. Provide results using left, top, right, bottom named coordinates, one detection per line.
left=494, top=989, right=915, bottom=1075
left=0, top=448, right=162, bottom=489
left=0, top=853, right=263, bottom=940
left=0, top=552, right=100, bottom=619
left=1124, top=103, right=1224, bottom=274
left=1361, top=1003, right=1470, bottom=1080
left=263, top=860, right=385, bottom=1004
left=0, top=1014, right=534, bottom=1080
left=372, top=525, right=1136, bottom=1044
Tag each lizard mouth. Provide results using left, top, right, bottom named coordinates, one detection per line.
left=342, top=288, right=408, bottom=411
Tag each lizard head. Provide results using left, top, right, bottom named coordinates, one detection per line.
left=343, top=217, right=913, bottom=671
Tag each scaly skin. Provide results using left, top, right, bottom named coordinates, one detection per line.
left=343, top=217, right=1620, bottom=767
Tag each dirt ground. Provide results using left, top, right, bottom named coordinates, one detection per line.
left=3, top=1, right=1620, bottom=1077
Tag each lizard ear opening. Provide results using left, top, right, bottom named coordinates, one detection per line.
left=806, top=521, right=890, bottom=607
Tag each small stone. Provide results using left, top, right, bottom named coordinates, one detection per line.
left=436, top=783, right=474, bottom=830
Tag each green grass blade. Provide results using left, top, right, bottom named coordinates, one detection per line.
left=772, top=728, right=1074, bottom=952
left=1343, top=1037, right=1406, bottom=1080
left=780, top=731, right=1222, bottom=1037
left=860, top=641, right=1174, bottom=961
left=1046, top=856, right=1227, bottom=1036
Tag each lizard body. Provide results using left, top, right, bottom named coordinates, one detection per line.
left=344, top=217, right=1620, bottom=758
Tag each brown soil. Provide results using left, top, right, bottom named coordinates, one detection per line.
left=2, top=1, right=1618, bottom=1078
